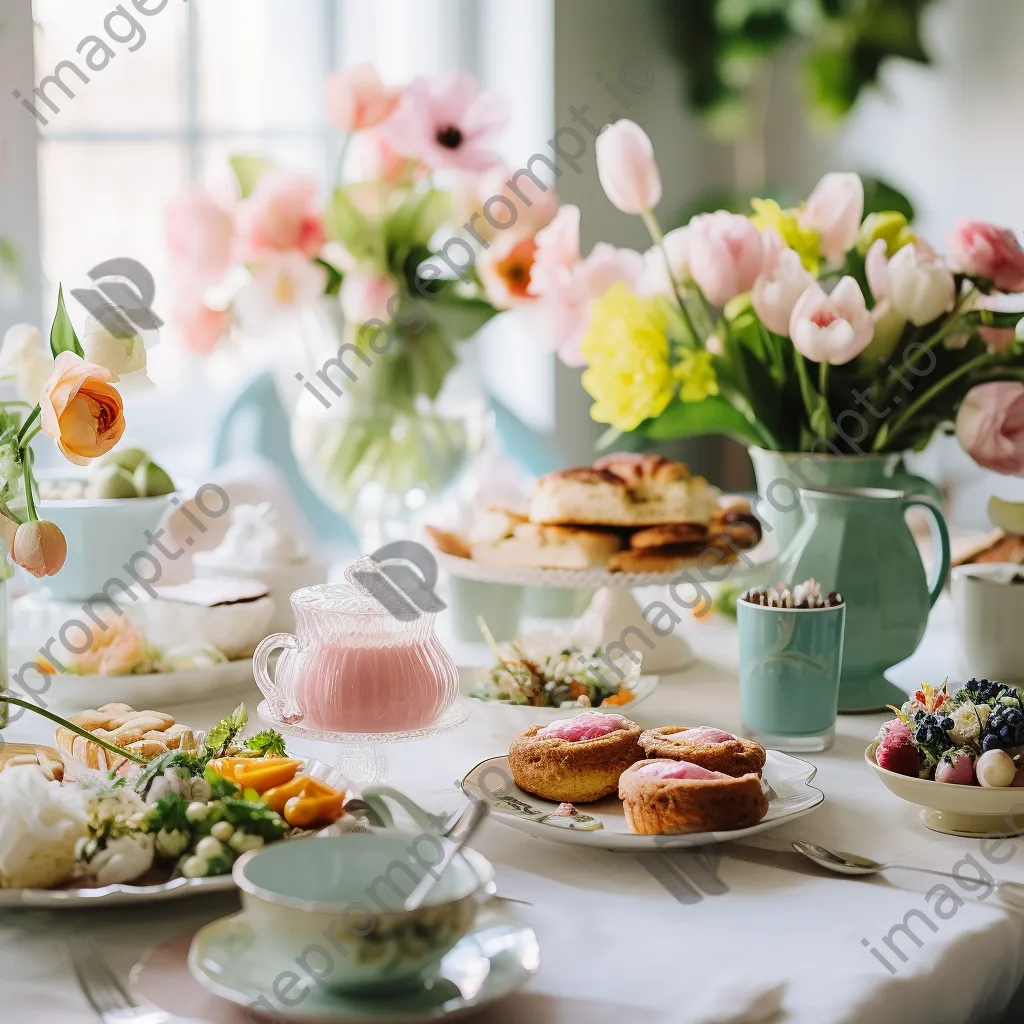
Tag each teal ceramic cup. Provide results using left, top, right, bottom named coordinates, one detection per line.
left=232, top=832, right=489, bottom=992
left=737, top=600, right=846, bottom=752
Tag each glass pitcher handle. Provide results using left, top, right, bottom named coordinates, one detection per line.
left=903, top=497, right=951, bottom=607
left=252, top=632, right=302, bottom=724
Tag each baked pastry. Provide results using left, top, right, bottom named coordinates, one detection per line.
left=466, top=508, right=622, bottom=570
left=619, top=759, right=768, bottom=834
left=55, top=703, right=198, bottom=770
left=508, top=712, right=644, bottom=802
left=128, top=577, right=274, bottom=659
left=0, top=743, right=64, bottom=781
left=708, top=501, right=762, bottom=550
left=424, top=525, right=472, bottom=560
left=953, top=530, right=1024, bottom=567
left=639, top=726, right=766, bottom=777
left=609, top=542, right=737, bottom=574
left=529, top=453, right=719, bottom=527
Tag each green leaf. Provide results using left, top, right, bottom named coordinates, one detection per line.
left=325, top=187, right=385, bottom=266
left=203, top=703, right=248, bottom=758
left=964, top=310, right=1024, bottom=329
left=427, top=296, right=497, bottom=342
left=49, top=285, right=84, bottom=358
left=229, top=155, right=274, bottom=199
left=314, top=257, right=343, bottom=297
left=387, top=190, right=450, bottom=251
left=638, top=395, right=764, bottom=444
left=242, top=729, right=287, bottom=758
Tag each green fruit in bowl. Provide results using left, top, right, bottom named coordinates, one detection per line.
left=134, top=458, right=175, bottom=497
left=988, top=496, right=1024, bottom=536
left=85, top=464, right=138, bottom=499
left=98, top=447, right=148, bottom=473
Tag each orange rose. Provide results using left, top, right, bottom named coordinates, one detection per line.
left=12, top=520, right=67, bottom=578
left=39, top=352, right=126, bottom=465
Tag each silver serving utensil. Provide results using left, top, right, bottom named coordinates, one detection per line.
left=68, top=941, right=210, bottom=1024
left=404, top=798, right=490, bottom=912
left=792, top=841, right=1024, bottom=905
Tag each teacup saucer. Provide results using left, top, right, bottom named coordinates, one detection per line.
left=188, top=906, right=539, bottom=1022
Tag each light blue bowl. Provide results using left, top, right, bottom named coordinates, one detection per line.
left=33, top=493, right=174, bottom=601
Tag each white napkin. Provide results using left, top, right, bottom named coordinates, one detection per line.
left=665, top=974, right=787, bottom=1024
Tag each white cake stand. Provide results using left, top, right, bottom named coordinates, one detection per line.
left=256, top=700, right=470, bottom=784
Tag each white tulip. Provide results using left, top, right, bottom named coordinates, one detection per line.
left=885, top=244, right=955, bottom=327
left=0, top=323, right=54, bottom=405
left=637, top=227, right=691, bottom=298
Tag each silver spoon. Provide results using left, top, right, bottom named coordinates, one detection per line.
left=405, top=798, right=490, bottom=912
left=792, top=841, right=1024, bottom=906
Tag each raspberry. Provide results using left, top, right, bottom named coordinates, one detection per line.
left=876, top=736, right=921, bottom=776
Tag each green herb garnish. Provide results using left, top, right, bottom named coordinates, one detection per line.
left=203, top=703, right=248, bottom=758
left=242, top=729, right=287, bottom=758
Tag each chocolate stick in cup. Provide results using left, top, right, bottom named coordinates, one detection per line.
left=740, top=579, right=844, bottom=609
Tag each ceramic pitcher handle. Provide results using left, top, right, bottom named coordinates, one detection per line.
left=903, top=498, right=951, bottom=607
left=252, top=632, right=303, bottom=724
left=892, top=469, right=944, bottom=508
left=361, top=785, right=442, bottom=833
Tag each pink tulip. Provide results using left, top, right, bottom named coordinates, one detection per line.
left=956, top=381, right=1024, bottom=474
left=527, top=205, right=643, bottom=365
left=165, top=187, right=235, bottom=289
left=799, top=172, right=864, bottom=264
left=453, top=167, right=558, bottom=245
left=596, top=120, right=662, bottom=215
left=947, top=220, right=1024, bottom=292
left=751, top=229, right=814, bottom=336
left=171, top=297, right=231, bottom=355
left=236, top=171, right=325, bottom=259
left=687, top=211, right=763, bottom=307
left=350, top=129, right=424, bottom=184
left=324, top=65, right=401, bottom=132
left=381, top=71, right=508, bottom=172
left=789, top=277, right=873, bottom=365
left=340, top=272, right=398, bottom=325
left=637, top=227, right=690, bottom=298
left=865, top=239, right=890, bottom=302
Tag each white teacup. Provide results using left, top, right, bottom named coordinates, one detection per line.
left=232, top=788, right=491, bottom=991
left=951, top=563, right=1024, bottom=683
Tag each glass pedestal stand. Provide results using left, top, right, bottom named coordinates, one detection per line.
left=257, top=701, right=470, bottom=784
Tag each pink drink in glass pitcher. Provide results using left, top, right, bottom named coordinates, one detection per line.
left=252, top=559, right=458, bottom=734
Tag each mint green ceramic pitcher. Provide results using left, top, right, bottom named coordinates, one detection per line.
left=774, top=486, right=950, bottom=713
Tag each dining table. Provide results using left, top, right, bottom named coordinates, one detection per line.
left=4, top=591, right=1024, bottom=1024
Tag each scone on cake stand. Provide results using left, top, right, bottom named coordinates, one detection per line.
left=428, top=454, right=766, bottom=673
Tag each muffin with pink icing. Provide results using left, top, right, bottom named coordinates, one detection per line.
left=619, top=758, right=768, bottom=835
left=508, top=711, right=643, bottom=803
left=639, top=725, right=766, bottom=777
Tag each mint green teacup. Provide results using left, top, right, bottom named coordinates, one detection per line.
left=233, top=806, right=490, bottom=992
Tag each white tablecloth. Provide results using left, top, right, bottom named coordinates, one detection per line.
left=4, top=596, right=1024, bottom=1024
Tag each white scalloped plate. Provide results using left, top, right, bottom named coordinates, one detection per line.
left=0, top=871, right=238, bottom=908
left=434, top=550, right=768, bottom=589
left=10, top=651, right=256, bottom=712
left=461, top=750, right=823, bottom=851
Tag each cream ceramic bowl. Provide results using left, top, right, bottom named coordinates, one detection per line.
left=950, top=563, right=1024, bottom=684
left=866, top=740, right=1024, bottom=837
left=233, top=834, right=490, bottom=991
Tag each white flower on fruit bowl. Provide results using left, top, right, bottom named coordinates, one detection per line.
left=80, top=322, right=153, bottom=391
left=0, top=323, right=54, bottom=405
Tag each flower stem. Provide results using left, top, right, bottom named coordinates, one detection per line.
left=874, top=352, right=993, bottom=451
left=17, top=404, right=40, bottom=443
left=21, top=454, right=37, bottom=521
left=818, top=361, right=829, bottom=399
left=641, top=209, right=703, bottom=345
left=0, top=695, right=148, bottom=764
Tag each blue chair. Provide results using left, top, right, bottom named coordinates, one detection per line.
left=211, top=370, right=355, bottom=544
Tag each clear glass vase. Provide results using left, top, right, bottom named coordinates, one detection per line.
left=0, top=580, right=9, bottom=730
left=289, top=303, right=489, bottom=549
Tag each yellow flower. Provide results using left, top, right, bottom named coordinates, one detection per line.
left=750, top=198, right=820, bottom=273
left=675, top=349, right=719, bottom=402
left=856, top=211, right=915, bottom=257
left=581, top=284, right=675, bottom=432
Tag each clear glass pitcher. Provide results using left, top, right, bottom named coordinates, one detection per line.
left=252, top=557, right=459, bottom=735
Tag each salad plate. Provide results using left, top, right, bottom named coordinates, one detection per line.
left=460, top=666, right=659, bottom=730
left=14, top=652, right=256, bottom=712
left=0, top=871, right=237, bottom=908
left=185, top=905, right=539, bottom=1022
left=461, top=750, right=823, bottom=851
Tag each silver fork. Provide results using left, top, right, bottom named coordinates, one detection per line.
left=68, top=941, right=207, bottom=1024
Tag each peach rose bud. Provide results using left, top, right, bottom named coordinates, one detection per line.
left=325, top=65, right=401, bottom=132
left=596, top=119, right=662, bottom=215
left=12, top=520, right=67, bottom=578
left=39, top=351, right=126, bottom=466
